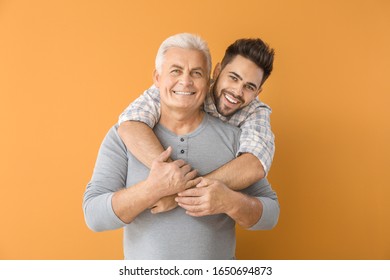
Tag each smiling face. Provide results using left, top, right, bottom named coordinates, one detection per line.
left=212, top=55, right=264, bottom=117
left=154, top=47, right=209, bottom=117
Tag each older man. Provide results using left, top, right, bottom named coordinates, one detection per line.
left=83, top=33, right=279, bottom=259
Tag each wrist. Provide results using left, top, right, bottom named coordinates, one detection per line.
left=224, top=190, right=242, bottom=217
left=143, top=179, right=163, bottom=203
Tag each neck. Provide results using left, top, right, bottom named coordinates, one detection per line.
left=159, top=106, right=205, bottom=135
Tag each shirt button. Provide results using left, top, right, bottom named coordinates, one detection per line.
left=180, top=149, right=185, bottom=154
left=180, top=138, right=185, bottom=142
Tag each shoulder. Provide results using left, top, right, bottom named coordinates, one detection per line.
left=207, top=113, right=240, bottom=131
left=226, top=99, right=272, bottom=126
left=101, top=124, right=127, bottom=152
left=203, top=113, right=241, bottom=140
left=244, top=98, right=272, bottom=114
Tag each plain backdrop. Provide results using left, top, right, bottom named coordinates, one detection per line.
left=1, top=0, right=389, bottom=259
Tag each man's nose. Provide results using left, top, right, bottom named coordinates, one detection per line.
left=232, top=83, right=244, bottom=96
left=179, top=74, right=194, bottom=86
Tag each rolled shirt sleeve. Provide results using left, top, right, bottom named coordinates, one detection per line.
left=236, top=102, right=275, bottom=174
left=205, top=95, right=275, bottom=175
left=118, top=85, right=161, bottom=128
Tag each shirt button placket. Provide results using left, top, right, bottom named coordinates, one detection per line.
left=178, top=136, right=187, bottom=160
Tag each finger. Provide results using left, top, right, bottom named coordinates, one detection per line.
left=179, top=203, right=210, bottom=217
left=185, top=210, right=208, bottom=217
left=151, top=206, right=163, bottom=214
left=175, top=196, right=202, bottom=205
left=150, top=206, right=159, bottom=214
left=184, top=169, right=198, bottom=181
left=156, top=146, right=172, bottom=162
left=185, top=176, right=202, bottom=190
left=196, top=177, right=211, bottom=188
left=172, top=159, right=186, bottom=168
left=177, top=186, right=204, bottom=197
left=151, top=202, right=178, bottom=214
left=180, top=164, right=192, bottom=175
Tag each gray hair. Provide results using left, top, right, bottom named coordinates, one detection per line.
left=155, top=33, right=212, bottom=76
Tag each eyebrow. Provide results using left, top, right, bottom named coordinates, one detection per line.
left=170, top=64, right=184, bottom=70
left=229, top=71, right=259, bottom=90
left=170, top=64, right=205, bottom=73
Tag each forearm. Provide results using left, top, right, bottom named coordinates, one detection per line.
left=225, top=190, right=263, bottom=229
left=205, top=153, right=265, bottom=191
left=118, top=121, right=168, bottom=167
left=111, top=180, right=160, bottom=224
left=177, top=178, right=263, bottom=228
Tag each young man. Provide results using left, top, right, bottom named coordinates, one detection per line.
left=83, top=33, right=279, bottom=259
left=118, top=36, right=275, bottom=213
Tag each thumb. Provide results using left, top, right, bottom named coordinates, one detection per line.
left=156, top=146, right=172, bottom=162
left=196, top=177, right=210, bottom=188
left=186, top=177, right=202, bottom=190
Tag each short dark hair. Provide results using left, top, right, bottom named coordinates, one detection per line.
left=221, top=38, right=275, bottom=86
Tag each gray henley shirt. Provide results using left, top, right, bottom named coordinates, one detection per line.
left=83, top=113, right=279, bottom=259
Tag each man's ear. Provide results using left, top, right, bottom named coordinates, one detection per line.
left=153, top=69, right=160, bottom=87
left=212, top=63, right=222, bottom=80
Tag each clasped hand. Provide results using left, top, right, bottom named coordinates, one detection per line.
left=147, top=147, right=200, bottom=213
left=148, top=148, right=231, bottom=217
left=175, top=177, right=231, bottom=217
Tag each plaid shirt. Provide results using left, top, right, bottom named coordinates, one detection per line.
left=119, top=85, right=275, bottom=174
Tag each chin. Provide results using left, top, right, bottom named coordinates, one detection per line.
left=219, top=109, right=235, bottom=117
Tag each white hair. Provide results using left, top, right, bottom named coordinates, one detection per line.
left=155, top=33, right=212, bottom=76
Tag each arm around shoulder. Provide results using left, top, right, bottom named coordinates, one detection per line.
left=205, top=103, right=274, bottom=191
left=205, top=152, right=265, bottom=191
left=237, top=103, right=275, bottom=175
left=118, top=121, right=167, bottom=168
left=117, top=85, right=166, bottom=168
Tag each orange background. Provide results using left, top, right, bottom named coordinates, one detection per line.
left=1, top=0, right=389, bottom=259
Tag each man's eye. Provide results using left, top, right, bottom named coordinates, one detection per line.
left=229, top=75, right=238, bottom=81
left=246, top=85, right=256, bottom=91
left=192, top=71, right=203, bottom=77
left=171, top=69, right=181, bottom=75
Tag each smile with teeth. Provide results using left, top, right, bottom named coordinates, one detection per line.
left=174, top=91, right=195, bottom=95
left=224, top=93, right=240, bottom=104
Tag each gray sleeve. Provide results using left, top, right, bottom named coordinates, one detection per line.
left=241, top=178, right=280, bottom=230
left=82, top=125, right=128, bottom=232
